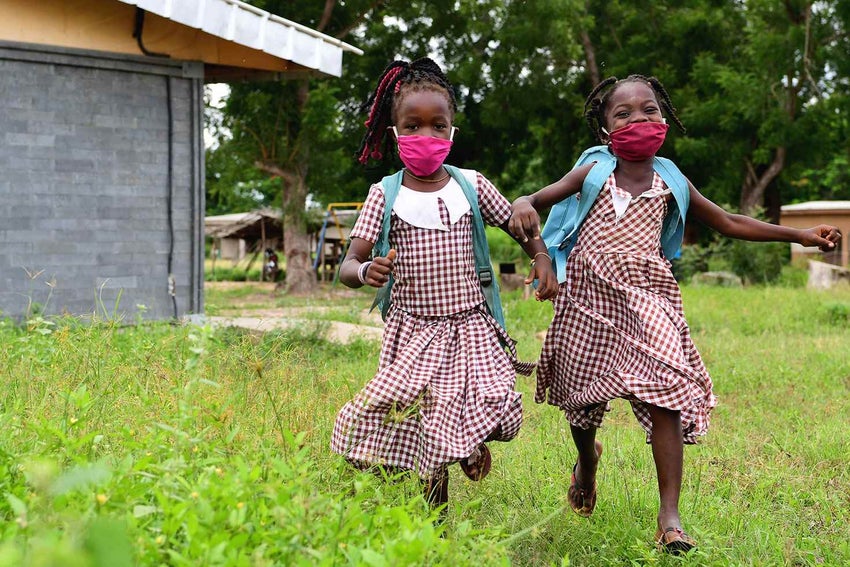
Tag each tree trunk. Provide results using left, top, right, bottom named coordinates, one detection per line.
left=580, top=28, right=600, bottom=87
left=764, top=180, right=781, bottom=224
left=254, top=160, right=313, bottom=294
left=740, top=146, right=786, bottom=215
left=281, top=174, right=314, bottom=294
left=280, top=80, right=314, bottom=294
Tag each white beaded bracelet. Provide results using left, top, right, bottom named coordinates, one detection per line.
left=357, top=261, right=372, bottom=284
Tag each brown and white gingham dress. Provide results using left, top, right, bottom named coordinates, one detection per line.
left=331, top=170, right=530, bottom=479
left=536, top=172, right=717, bottom=444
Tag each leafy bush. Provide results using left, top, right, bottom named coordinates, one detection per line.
left=678, top=208, right=790, bottom=285
left=775, top=264, right=809, bottom=288
left=823, top=301, right=850, bottom=325
left=724, top=239, right=788, bottom=284
left=671, top=243, right=714, bottom=282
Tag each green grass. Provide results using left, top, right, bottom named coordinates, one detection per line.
left=1, top=284, right=849, bottom=565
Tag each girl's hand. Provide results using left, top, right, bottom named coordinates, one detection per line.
left=364, top=249, right=397, bottom=287
left=531, top=262, right=559, bottom=301
left=509, top=197, right=541, bottom=243
left=522, top=256, right=558, bottom=301
left=800, top=225, right=842, bottom=251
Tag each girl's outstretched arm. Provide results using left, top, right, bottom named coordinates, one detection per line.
left=688, top=183, right=842, bottom=250
left=509, top=163, right=595, bottom=242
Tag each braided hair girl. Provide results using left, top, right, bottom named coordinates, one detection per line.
left=356, top=57, right=457, bottom=167
left=509, top=74, right=841, bottom=554
left=332, top=57, right=558, bottom=514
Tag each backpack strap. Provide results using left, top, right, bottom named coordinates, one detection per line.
left=653, top=156, right=690, bottom=260
left=369, top=167, right=506, bottom=330
left=368, top=170, right=403, bottom=319
left=542, top=146, right=616, bottom=282
left=444, top=165, right=505, bottom=329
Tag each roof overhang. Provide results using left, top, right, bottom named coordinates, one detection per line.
left=205, top=210, right=282, bottom=238
left=118, top=0, right=362, bottom=78
left=0, top=0, right=361, bottom=81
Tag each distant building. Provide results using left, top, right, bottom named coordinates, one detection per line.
left=205, top=210, right=282, bottom=262
left=780, top=201, right=849, bottom=268
left=204, top=205, right=361, bottom=283
left=0, top=0, right=360, bottom=320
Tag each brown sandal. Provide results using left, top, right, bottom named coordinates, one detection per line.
left=568, top=441, right=602, bottom=517
left=655, top=527, right=697, bottom=555
left=459, top=444, right=491, bottom=481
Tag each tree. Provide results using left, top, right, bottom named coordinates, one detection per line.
left=677, top=0, right=849, bottom=216
left=209, top=1, right=391, bottom=293
left=562, top=0, right=848, bottom=221
left=208, top=0, right=849, bottom=283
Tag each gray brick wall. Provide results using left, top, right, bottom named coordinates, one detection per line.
left=0, top=43, right=204, bottom=321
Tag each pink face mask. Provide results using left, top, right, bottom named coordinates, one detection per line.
left=393, top=127, right=456, bottom=176
left=606, top=121, right=669, bottom=161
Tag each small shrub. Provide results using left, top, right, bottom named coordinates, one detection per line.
left=671, top=243, right=714, bottom=282
left=823, top=301, right=850, bottom=325
left=724, top=239, right=788, bottom=284
left=776, top=264, right=809, bottom=288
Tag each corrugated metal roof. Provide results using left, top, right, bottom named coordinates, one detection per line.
left=117, top=0, right=362, bottom=77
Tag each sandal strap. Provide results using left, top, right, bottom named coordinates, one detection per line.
left=656, top=527, right=696, bottom=547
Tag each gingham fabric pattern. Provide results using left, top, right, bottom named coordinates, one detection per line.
left=349, top=172, right=510, bottom=317
left=331, top=305, right=525, bottom=478
left=536, top=172, right=717, bottom=444
left=332, top=170, right=528, bottom=478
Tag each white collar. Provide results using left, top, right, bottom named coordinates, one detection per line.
left=608, top=173, right=670, bottom=219
left=391, top=178, right=471, bottom=231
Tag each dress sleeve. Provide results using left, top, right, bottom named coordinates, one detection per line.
left=349, top=183, right=385, bottom=245
left=475, top=172, right=511, bottom=227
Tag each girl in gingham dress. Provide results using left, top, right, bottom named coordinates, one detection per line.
left=332, top=58, right=558, bottom=510
left=509, top=75, right=842, bottom=554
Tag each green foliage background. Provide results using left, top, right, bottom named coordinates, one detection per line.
left=207, top=0, right=850, bottom=234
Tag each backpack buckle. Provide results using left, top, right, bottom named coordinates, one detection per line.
left=479, top=268, right=493, bottom=287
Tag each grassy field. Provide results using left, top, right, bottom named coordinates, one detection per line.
left=1, top=278, right=848, bottom=566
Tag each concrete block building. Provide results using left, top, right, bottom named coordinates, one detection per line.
left=0, top=0, right=359, bottom=320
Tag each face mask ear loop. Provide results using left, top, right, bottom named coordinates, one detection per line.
left=450, top=126, right=458, bottom=141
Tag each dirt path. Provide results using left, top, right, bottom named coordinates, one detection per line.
left=204, top=282, right=384, bottom=344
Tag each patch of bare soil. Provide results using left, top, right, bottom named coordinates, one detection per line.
left=204, top=281, right=383, bottom=343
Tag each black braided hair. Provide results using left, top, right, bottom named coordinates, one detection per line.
left=356, top=57, right=457, bottom=165
left=583, top=74, right=686, bottom=142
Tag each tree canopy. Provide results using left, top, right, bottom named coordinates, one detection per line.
left=205, top=0, right=850, bottom=289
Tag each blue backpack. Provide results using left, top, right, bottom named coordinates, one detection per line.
left=370, top=165, right=506, bottom=328
left=540, top=145, right=691, bottom=282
